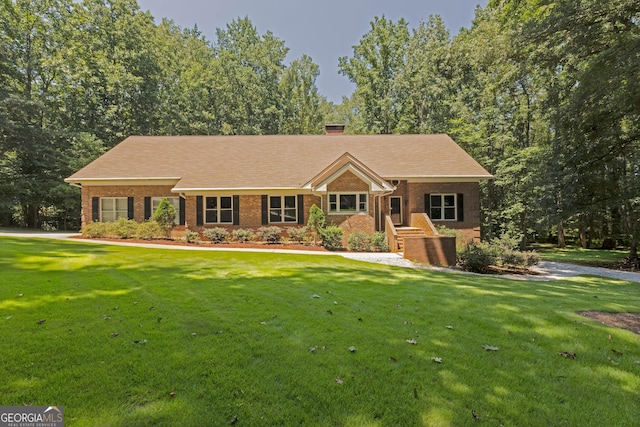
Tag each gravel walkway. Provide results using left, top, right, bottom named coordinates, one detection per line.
left=339, top=253, right=640, bottom=283
left=2, top=231, right=639, bottom=282
left=530, top=260, right=640, bottom=283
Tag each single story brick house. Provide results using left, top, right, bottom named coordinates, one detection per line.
left=65, top=129, right=492, bottom=245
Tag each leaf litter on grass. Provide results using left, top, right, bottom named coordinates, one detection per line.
left=483, top=345, right=499, bottom=351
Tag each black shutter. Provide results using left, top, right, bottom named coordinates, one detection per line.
left=196, top=196, right=203, bottom=226
left=92, top=197, right=100, bottom=222
left=457, top=193, right=464, bottom=222
left=144, top=197, right=151, bottom=220
left=233, top=195, right=240, bottom=225
left=297, top=194, right=304, bottom=225
left=424, top=194, right=431, bottom=216
left=127, top=197, right=134, bottom=220
left=179, top=198, right=186, bottom=225
left=261, top=195, right=268, bottom=225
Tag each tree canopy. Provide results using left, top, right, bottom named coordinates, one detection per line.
left=1, top=0, right=638, bottom=260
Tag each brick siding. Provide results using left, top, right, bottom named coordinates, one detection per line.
left=383, top=181, right=481, bottom=242
left=80, top=178, right=482, bottom=242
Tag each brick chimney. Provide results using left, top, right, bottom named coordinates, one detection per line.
left=325, top=124, right=345, bottom=134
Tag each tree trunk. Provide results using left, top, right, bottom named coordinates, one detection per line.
left=622, top=201, right=638, bottom=261
left=578, top=215, right=587, bottom=248
left=557, top=219, right=566, bottom=248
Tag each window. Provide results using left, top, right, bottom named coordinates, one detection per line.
left=328, top=193, right=368, bottom=213
left=430, top=194, right=456, bottom=220
left=152, top=197, right=180, bottom=224
left=205, top=196, right=233, bottom=224
left=101, top=197, right=128, bottom=222
left=269, top=196, right=297, bottom=223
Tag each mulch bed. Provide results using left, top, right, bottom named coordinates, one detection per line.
left=486, top=265, right=540, bottom=276
left=578, top=311, right=640, bottom=335
left=72, top=236, right=330, bottom=252
left=578, top=258, right=639, bottom=273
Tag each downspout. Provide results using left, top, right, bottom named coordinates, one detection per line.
left=375, top=189, right=395, bottom=231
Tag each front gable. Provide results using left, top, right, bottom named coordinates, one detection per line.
left=304, top=152, right=395, bottom=194
left=327, top=170, right=369, bottom=192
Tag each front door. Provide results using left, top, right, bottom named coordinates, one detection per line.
left=390, top=197, right=402, bottom=225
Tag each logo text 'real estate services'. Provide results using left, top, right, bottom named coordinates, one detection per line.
left=0, top=406, right=64, bottom=427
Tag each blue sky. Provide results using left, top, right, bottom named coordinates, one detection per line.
left=136, top=0, right=488, bottom=103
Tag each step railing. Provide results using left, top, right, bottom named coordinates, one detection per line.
left=410, top=213, right=439, bottom=236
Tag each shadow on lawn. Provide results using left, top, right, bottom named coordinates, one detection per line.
left=1, top=237, right=639, bottom=426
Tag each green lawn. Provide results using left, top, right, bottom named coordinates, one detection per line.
left=1, top=237, right=639, bottom=426
left=532, top=243, right=630, bottom=267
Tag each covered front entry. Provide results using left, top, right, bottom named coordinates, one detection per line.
left=390, top=196, right=403, bottom=225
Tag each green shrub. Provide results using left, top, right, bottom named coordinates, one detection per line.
left=307, top=204, right=326, bottom=245
left=81, top=221, right=108, bottom=238
left=203, top=227, right=229, bottom=243
left=347, top=232, right=371, bottom=252
left=154, top=198, right=177, bottom=237
left=500, top=248, right=540, bottom=268
left=371, top=231, right=389, bottom=252
left=232, top=228, right=256, bottom=243
left=459, top=236, right=540, bottom=273
left=135, top=221, right=165, bottom=240
left=184, top=230, right=200, bottom=244
left=321, top=225, right=344, bottom=251
left=108, top=218, right=138, bottom=239
left=458, top=242, right=496, bottom=273
left=257, top=226, right=282, bottom=244
left=287, top=226, right=309, bottom=244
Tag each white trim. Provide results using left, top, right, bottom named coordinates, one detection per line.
left=100, top=197, right=128, bottom=222
left=65, top=178, right=180, bottom=186
left=328, top=192, right=369, bottom=214
left=429, top=194, right=457, bottom=221
left=306, top=163, right=395, bottom=193
left=173, top=187, right=303, bottom=194
left=395, top=176, right=492, bottom=183
left=267, top=195, right=298, bottom=224
left=203, top=196, right=234, bottom=224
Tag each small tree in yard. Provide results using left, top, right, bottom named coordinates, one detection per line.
left=307, top=204, right=326, bottom=245
left=154, top=198, right=176, bottom=237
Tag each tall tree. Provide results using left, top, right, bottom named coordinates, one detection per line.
left=214, top=17, right=288, bottom=135
left=394, top=15, right=453, bottom=134
left=53, top=0, right=160, bottom=146
left=507, top=0, right=640, bottom=255
left=279, top=54, right=325, bottom=134
left=153, top=20, right=219, bottom=135
left=338, top=16, right=410, bottom=134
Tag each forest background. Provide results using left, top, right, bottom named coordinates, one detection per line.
left=1, top=0, right=638, bottom=258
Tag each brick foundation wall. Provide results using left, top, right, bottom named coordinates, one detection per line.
left=338, top=213, right=376, bottom=248
left=403, top=236, right=457, bottom=266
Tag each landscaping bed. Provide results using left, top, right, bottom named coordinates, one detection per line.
left=578, top=311, right=640, bottom=335
left=71, top=235, right=330, bottom=252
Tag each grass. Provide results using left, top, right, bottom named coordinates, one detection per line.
left=532, top=243, right=630, bottom=267
left=0, top=236, right=639, bottom=426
